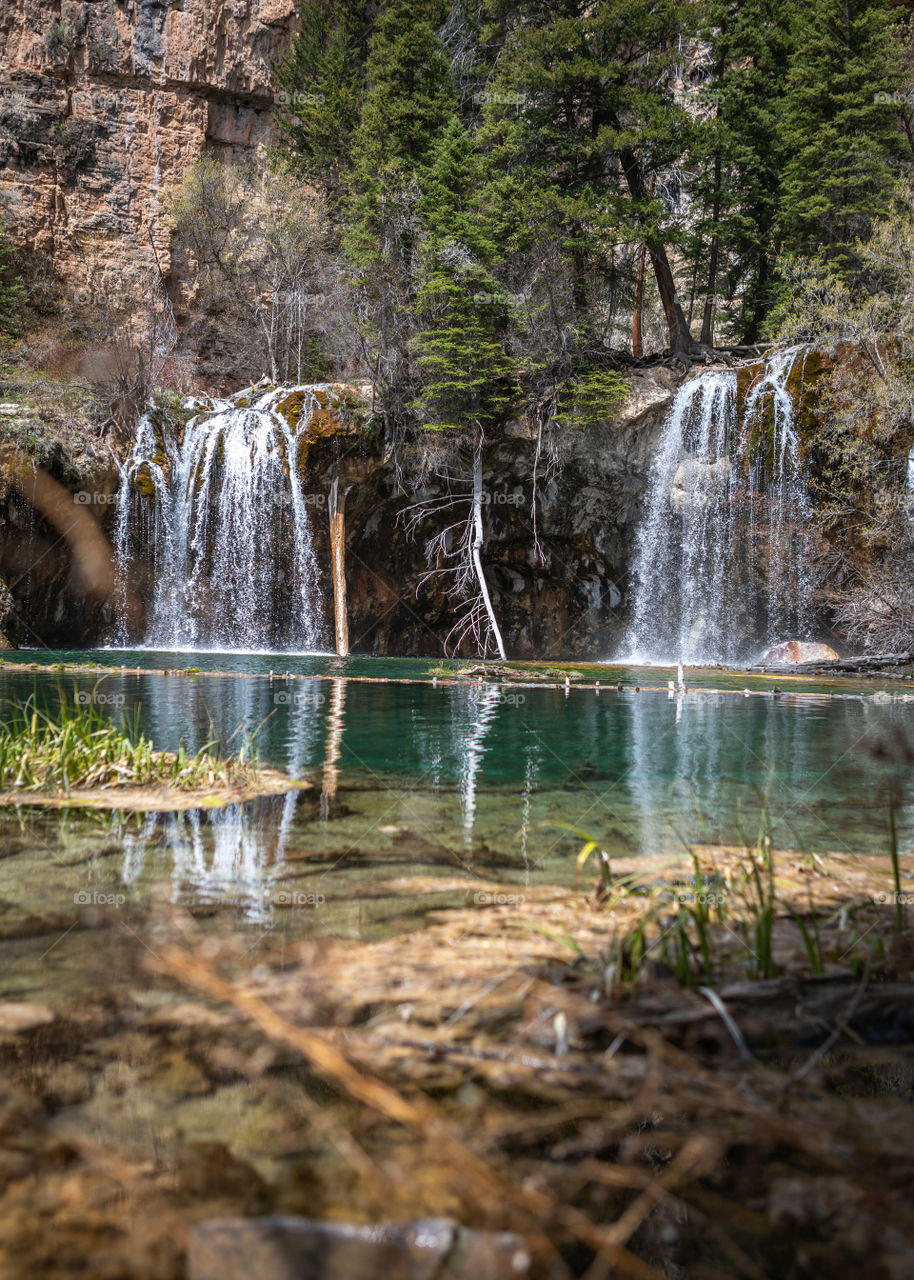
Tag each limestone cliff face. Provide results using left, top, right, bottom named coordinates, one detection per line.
left=0, top=0, right=294, bottom=292
left=304, top=368, right=679, bottom=659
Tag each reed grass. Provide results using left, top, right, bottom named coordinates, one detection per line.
left=0, top=695, right=259, bottom=795
left=566, top=807, right=907, bottom=994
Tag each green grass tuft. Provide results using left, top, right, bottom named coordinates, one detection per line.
left=0, top=696, right=259, bottom=796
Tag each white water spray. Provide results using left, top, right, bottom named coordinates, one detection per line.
left=113, top=386, right=329, bottom=651
left=624, top=349, right=814, bottom=665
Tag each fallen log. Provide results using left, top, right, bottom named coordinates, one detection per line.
left=571, top=976, right=914, bottom=1053
left=752, top=651, right=913, bottom=675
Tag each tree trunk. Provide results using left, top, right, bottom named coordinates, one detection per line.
left=617, top=142, right=699, bottom=365
left=743, top=250, right=769, bottom=345
left=328, top=478, right=349, bottom=657
left=472, top=438, right=506, bottom=661
left=632, top=179, right=653, bottom=359
left=700, top=156, right=722, bottom=347
left=632, top=241, right=647, bottom=359
left=647, top=240, right=696, bottom=362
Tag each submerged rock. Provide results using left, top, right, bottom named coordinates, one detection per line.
left=760, top=640, right=839, bottom=664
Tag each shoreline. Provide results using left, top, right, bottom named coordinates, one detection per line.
left=1, top=655, right=911, bottom=699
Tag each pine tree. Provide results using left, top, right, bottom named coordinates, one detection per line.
left=410, top=118, right=513, bottom=429
left=344, top=0, right=457, bottom=406
left=273, top=2, right=371, bottom=212
left=778, top=0, right=905, bottom=272
left=476, top=0, right=701, bottom=361
left=346, top=0, right=454, bottom=267
left=687, top=0, right=798, bottom=342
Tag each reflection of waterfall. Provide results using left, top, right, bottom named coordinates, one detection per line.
left=628, top=691, right=733, bottom=860
left=113, top=386, right=330, bottom=651
left=624, top=349, right=813, bottom=665
left=461, top=685, right=501, bottom=853
left=121, top=795, right=299, bottom=921
left=624, top=689, right=914, bottom=861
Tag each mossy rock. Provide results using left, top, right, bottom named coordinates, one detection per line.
left=133, top=465, right=157, bottom=502
left=276, top=391, right=306, bottom=432
left=787, top=348, right=832, bottom=440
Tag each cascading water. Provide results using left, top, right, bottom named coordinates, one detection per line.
left=624, top=348, right=814, bottom=665
left=113, top=386, right=329, bottom=651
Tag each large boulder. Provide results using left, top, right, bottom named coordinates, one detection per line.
left=760, top=640, right=839, bottom=665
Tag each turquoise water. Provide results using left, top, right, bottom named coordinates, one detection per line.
left=1, top=653, right=912, bottom=918
left=0, top=646, right=910, bottom=1056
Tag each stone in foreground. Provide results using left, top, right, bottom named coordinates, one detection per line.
left=188, top=1217, right=532, bottom=1280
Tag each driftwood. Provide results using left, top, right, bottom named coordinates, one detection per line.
left=752, top=650, right=913, bottom=675
left=578, top=975, right=914, bottom=1053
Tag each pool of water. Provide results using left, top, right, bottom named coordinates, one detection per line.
left=0, top=647, right=911, bottom=1206
left=1, top=652, right=912, bottom=939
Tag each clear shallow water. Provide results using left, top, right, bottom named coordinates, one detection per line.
left=0, top=652, right=912, bottom=930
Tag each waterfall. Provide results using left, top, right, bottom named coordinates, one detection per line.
left=113, top=386, right=328, bottom=651
left=624, top=349, right=813, bottom=665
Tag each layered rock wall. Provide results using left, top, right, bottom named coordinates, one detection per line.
left=0, top=0, right=294, bottom=294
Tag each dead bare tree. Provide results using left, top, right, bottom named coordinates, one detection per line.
left=833, top=528, right=914, bottom=652
left=168, top=155, right=337, bottom=384
left=400, top=429, right=506, bottom=659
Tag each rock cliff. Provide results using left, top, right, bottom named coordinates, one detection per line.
left=0, top=0, right=294, bottom=295
left=303, top=368, right=679, bottom=658
left=0, top=366, right=680, bottom=658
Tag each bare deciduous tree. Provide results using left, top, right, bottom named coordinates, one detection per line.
left=400, top=429, right=506, bottom=659
left=169, top=155, right=339, bottom=384
left=77, top=265, right=181, bottom=433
